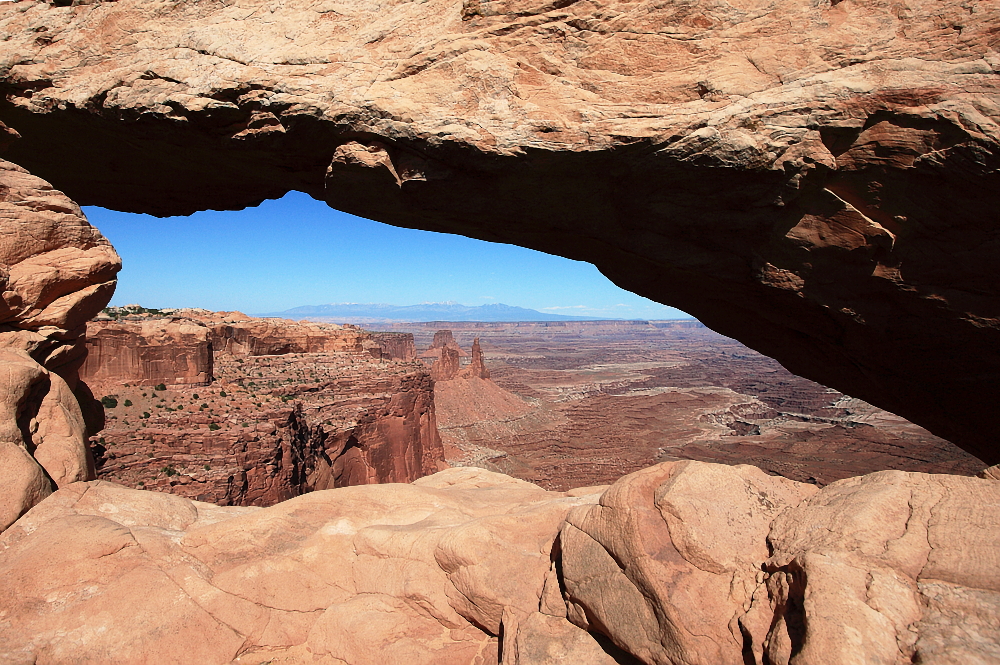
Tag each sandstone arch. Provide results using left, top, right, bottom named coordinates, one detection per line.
left=0, top=0, right=997, bottom=463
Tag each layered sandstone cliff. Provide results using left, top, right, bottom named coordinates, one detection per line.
left=203, top=313, right=381, bottom=357
left=90, top=319, right=445, bottom=505
left=370, top=331, right=417, bottom=361
left=80, top=319, right=214, bottom=389
left=2, top=462, right=997, bottom=664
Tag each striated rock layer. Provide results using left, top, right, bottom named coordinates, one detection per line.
left=93, top=335, right=445, bottom=506
left=1, top=462, right=997, bottom=664
left=80, top=319, right=214, bottom=389
left=0, top=0, right=998, bottom=461
left=0, top=157, right=119, bottom=530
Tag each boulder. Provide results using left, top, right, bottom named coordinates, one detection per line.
left=1, top=463, right=998, bottom=663
left=0, top=160, right=120, bottom=531
left=0, top=468, right=602, bottom=664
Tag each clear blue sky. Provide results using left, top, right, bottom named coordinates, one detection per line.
left=83, top=191, right=693, bottom=320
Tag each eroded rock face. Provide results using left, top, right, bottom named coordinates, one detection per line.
left=2, top=462, right=997, bottom=664
left=0, top=0, right=996, bottom=460
left=0, top=158, right=120, bottom=530
left=92, top=341, right=446, bottom=505
left=371, top=331, right=417, bottom=361
left=204, top=313, right=381, bottom=357
left=80, top=319, right=214, bottom=389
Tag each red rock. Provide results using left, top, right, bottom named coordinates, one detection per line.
left=2, top=0, right=997, bottom=460
left=0, top=160, right=119, bottom=531
left=80, top=319, right=214, bottom=390
left=93, top=341, right=446, bottom=506
left=206, top=314, right=378, bottom=357
left=370, top=332, right=417, bottom=361
left=2, top=464, right=997, bottom=663
left=459, top=337, right=490, bottom=380
left=432, top=345, right=462, bottom=381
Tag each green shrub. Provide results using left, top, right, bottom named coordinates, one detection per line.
left=123, top=399, right=133, bottom=407
left=154, top=383, right=167, bottom=391
left=220, top=391, right=227, bottom=397
left=208, top=423, right=221, bottom=431
left=162, top=466, right=177, bottom=477
left=203, top=464, right=211, bottom=471
left=100, top=395, right=118, bottom=409
left=192, top=394, right=199, bottom=399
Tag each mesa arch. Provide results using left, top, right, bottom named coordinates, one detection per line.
left=0, top=0, right=998, bottom=463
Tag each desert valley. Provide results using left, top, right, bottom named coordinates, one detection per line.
left=2, top=0, right=1000, bottom=662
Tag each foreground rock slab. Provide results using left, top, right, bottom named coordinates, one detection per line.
left=0, top=0, right=998, bottom=461
left=2, top=462, right=997, bottom=664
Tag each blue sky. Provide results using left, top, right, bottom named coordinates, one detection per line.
left=83, top=191, right=693, bottom=320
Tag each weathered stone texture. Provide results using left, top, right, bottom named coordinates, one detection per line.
left=81, top=319, right=214, bottom=388
left=0, top=0, right=997, bottom=460
left=0, top=159, right=119, bottom=530
left=2, top=462, right=998, bottom=664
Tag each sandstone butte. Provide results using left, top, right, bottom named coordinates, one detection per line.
left=0, top=0, right=998, bottom=662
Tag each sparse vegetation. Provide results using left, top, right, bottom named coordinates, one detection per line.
left=100, top=395, right=118, bottom=409
left=161, top=466, right=177, bottom=477
left=123, top=399, right=133, bottom=407
left=154, top=383, right=167, bottom=392
left=208, top=423, right=221, bottom=431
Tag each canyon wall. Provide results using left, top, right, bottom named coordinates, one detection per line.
left=80, top=320, right=214, bottom=389
left=206, top=315, right=380, bottom=357
left=0, top=0, right=997, bottom=461
left=370, top=331, right=417, bottom=361
left=92, top=327, right=445, bottom=506
left=0, top=156, right=119, bottom=531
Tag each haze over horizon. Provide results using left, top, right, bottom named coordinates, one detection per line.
left=83, top=191, right=693, bottom=321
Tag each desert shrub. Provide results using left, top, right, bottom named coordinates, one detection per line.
left=123, top=399, right=133, bottom=407
left=100, top=395, right=118, bottom=409
left=220, top=391, right=227, bottom=397
left=162, top=466, right=177, bottom=477
left=203, top=464, right=211, bottom=471
left=192, top=394, right=199, bottom=399
left=208, top=423, right=221, bottom=431
left=154, top=383, right=166, bottom=392
left=142, top=412, right=150, bottom=419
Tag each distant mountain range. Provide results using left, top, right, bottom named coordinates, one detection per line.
left=258, top=302, right=607, bottom=322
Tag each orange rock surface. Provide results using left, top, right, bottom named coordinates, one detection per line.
left=0, top=159, right=119, bottom=530
left=81, top=319, right=214, bottom=389
left=1, top=0, right=999, bottom=461
left=2, top=462, right=997, bottom=663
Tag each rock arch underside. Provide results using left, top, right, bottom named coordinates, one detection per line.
left=1, top=0, right=1000, bottom=663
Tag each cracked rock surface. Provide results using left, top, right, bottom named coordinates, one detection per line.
left=1, top=462, right=998, bottom=664
left=0, top=0, right=997, bottom=461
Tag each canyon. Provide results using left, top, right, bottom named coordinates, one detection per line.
left=84, top=311, right=441, bottom=506
left=414, top=322, right=985, bottom=490
left=0, top=0, right=998, bottom=661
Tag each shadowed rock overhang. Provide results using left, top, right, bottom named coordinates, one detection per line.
left=0, top=0, right=997, bottom=462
